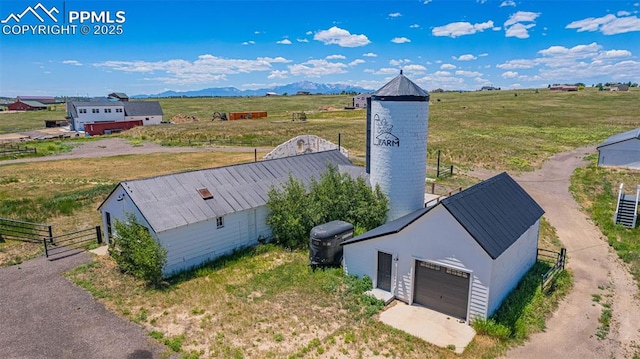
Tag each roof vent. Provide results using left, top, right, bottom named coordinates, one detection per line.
left=197, top=188, right=213, bottom=200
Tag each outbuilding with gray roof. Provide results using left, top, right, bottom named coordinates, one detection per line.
left=597, top=128, right=640, bottom=169
left=99, top=150, right=360, bottom=276
left=342, top=172, right=544, bottom=322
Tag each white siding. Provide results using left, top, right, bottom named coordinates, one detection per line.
left=344, top=205, right=492, bottom=321
left=369, top=100, right=429, bottom=221
left=73, top=105, right=125, bottom=131
left=159, top=207, right=267, bottom=276
left=598, top=139, right=640, bottom=169
left=487, top=219, right=539, bottom=316
left=125, top=115, right=163, bottom=125
left=100, top=186, right=151, bottom=244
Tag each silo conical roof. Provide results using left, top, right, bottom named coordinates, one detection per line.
left=372, top=71, right=429, bottom=99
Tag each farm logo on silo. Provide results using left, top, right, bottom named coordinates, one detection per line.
left=2, top=2, right=126, bottom=36
left=373, top=114, right=399, bottom=147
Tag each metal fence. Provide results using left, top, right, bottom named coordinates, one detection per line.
left=0, top=217, right=52, bottom=242
left=0, top=143, right=37, bottom=157
left=44, top=226, right=102, bottom=260
left=538, top=247, right=566, bottom=292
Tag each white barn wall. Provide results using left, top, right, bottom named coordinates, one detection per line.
left=344, top=205, right=493, bottom=320
left=73, top=104, right=125, bottom=131
left=369, top=100, right=428, bottom=221
left=487, top=219, right=540, bottom=316
left=125, top=114, right=163, bottom=125
left=100, top=186, right=156, bottom=244
left=598, top=139, right=640, bottom=169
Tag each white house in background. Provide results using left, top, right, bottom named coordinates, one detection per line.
left=67, top=101, right=163, bottom=131
left=597, top=128, right=640, bottom=170
left=342, top=172, right=544, bottom=322
left=352, top=93, right=371, bottom=108
left=98, top=150, right=362, bottom=277
left=123, top=102, right=163, bottom=125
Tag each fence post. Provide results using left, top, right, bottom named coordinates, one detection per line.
left=560, top=248, right=566, bottom=270
left=450, top=165, right=454, bottom=176
left=254, top=149, right=257, bottom=162
left=436, top=150, right=441, bottom=178
left=43, top=238, right=49, bottom=258
left=96, top=226, right=103, bottom=245
left=48, top=225, right=53, bottom=244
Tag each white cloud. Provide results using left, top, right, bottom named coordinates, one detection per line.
left=496, top=59, right=537, bottom=69
left=349, top=59, right=365, bottom=66
left=618, top=11, right=632, bottom=16
left=500, top=0, right=516, bottom=7
left=254, top=31, right=260, bottom=35
left=268, top=70, right=288, bottom=79
left=391, top=37, right=411, bottom=44
left=363, top=52, right=378, bottom=57
left=456, top=70, right=482, bottom=77
left=242, top=41, right=255, bottom=45
left=454, top=54, right=477, bottom=61
left=94, top=55, right=291, bottom=85
left=410, top=24, right=420, bottom=28
left=314, top=26, right=371, bottom=47
left=288, top=59, right=348, bottom=77
left=432, top=20, right=496, bottom=37
left=372, top=67, right=402, bottom=75
left=389, top=12, right=402, bottom=18
left=566, top=14, right=640, bottom=35
left=390, top=59, right=411, bottom=66
left=277, top=39, right=292, bottom=45
left=423, top=0, right=432, bottom=4
left=306, top=31, right=313, bottom=35
left=435, top=71, right=451, bottom=76
left=326, top=54, right=346, bottom=60
left=297, top=38, right=309, bottom=43
left=479, top=53, right=489, bottom=57
left=501, top=71, right=519, bottom=78
left=440, top=63, right=457, bottom=70
left=402, top=64, right=427, bottom=74
left=504, top=11, right=540, bottom=39
left=62, top=60, right=82, bottom=66
left=597, top=49, right=632, bottom=58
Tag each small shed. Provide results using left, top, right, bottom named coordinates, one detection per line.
left=343, top=172, right=544, bottom=322
left=108, top=92, right=129, bottom=101
left=597, top=128, right=640, bottom=169
left=99, top=150, right=363, bottom=277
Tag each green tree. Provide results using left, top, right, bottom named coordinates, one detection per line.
left=267, top=165, right=388, bottom=249
left=108, top=213, right=167, bottom=284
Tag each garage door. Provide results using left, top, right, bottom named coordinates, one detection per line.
left=413, top=261, right=469, bottom=320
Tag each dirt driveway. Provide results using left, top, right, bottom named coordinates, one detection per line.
left=0, top=253, right=173, bottom=359
left=469, top=147, right=640, bottom=358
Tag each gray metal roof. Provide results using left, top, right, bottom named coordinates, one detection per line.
left=67, top=101, right=124, bottom=118
left=372, top=72, right=429, bottom=98
left=597, top=128, right=640, bottom=148
left=123, top=101, right=163, bottom=116
left=17, top=100, right=47, bottom=108
left=111, top=150, right=354, bottom=233
left=344, top=172, right=544, bottom=260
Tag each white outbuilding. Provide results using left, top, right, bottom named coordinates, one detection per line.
left=99, top=150, right=360, bottom=277
left=342, top=172, right=544, bottom=322
left=597, top=128, right=640, bottom=169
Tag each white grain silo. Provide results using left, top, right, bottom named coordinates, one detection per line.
left=366, top=71, right=429, bottom=221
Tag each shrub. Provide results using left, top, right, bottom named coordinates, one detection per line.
left=108, top=213, right=167, bottom=285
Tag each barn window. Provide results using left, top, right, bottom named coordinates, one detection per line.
left=106, top=212, right=112, bottom=236
left=419, top=262, right=440, bottom=271
left=79, top=109, right=86, bottom=114
left=446, top=268, right=469, bottom=278
left=105, top=108, right=112, bottom=113
left=197, top=188, right=213, bottom=200
left=216, top=216, right=224, bottom=229
left=92, top=108, right=99, bottom=113
left=116, top=108, right=123, bottom=113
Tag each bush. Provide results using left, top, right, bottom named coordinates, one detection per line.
left=472, top=319, right=512, bottom=340
left=266, top=165, right=388, bottom=249
left=108, top=213, right=167, bottom=285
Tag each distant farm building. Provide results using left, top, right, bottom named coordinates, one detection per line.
left=597, top=128, right=640, bottom=169
left=296, top=91, right=311, bottom=96
left=480, top=86, right=499, bottom=91
left=17, top=96, right=56, bottom=104
left=66, top=100, right=163, bottom=133
left=549, top=84, right=578, bottom=92
left=99, top=150, right=360, bottom=277
left=8, top=100, right=47, bottom=111
left=343, top=172, right=544, bottom=322
left=263, top=135, right=348, bottom=160
left=352, top=93, right=371, bottom=108
left=108, top=92, right=129, bottom=101
left=265, top=92, right=278, bottom=97
left=610, top=84, right=630, bottom=92
left=228, top=111, right=267, bottom=120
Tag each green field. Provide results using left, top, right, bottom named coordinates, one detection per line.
left=2, top=89, right=639, bottom=171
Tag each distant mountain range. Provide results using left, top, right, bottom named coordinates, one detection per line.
left=132, top=81, right=374, bottom=98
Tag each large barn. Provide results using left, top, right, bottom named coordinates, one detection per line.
left=98, top=150, right=360, bottom=276
left=342, top=172, right=544, bottom=322
left=597, top=128, right=640, bottom=169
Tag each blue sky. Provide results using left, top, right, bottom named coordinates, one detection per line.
left=1, top=0, right=639, bottom=97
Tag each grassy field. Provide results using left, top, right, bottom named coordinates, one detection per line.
left=67, top=221, right=569, bottom=359
left=570, top=158, right=640, bottom=286
left=2, top=89, right=639, bottom=171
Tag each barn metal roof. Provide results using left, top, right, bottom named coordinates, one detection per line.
left=597, top=128, right=640, bottom=148
left=17, top=100, right=47, bottom=108
left=372, top=71, right=429, bottom=99
left=343, top=172, right=544, bottom=260
left=109, top=150, right=355, bottom=233
left=123, top=101, right=163, bottom=116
